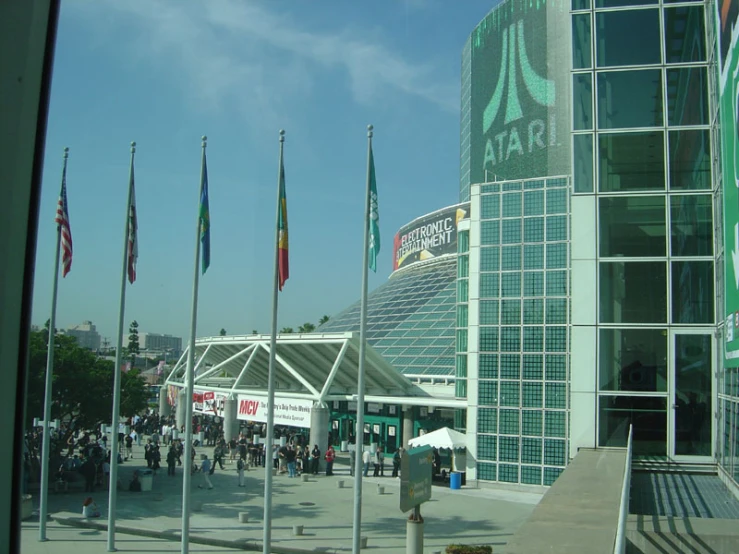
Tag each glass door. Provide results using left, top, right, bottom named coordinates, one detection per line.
left=671, top=332, right=713, bottom=460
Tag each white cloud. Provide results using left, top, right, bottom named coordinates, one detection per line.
left=67, top=0, right=457, bottom=125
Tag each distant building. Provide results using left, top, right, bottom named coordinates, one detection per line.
left=62, top=320, right=101, bottom=351
left=140, top=332, right=182, bottom=357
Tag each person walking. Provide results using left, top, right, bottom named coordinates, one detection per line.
left=198, top=455, right=214, bottom=489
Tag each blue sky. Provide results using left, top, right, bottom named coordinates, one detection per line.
left=32, top=0, right=496, bottom=344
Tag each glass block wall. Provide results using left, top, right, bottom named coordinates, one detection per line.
left=456, top=226, right=470, bottom=398
left=318, top=257, right=457, bottom=378
left=469, top=177, right=570, bottom=486
left=460, top=36, right=472, bottom=203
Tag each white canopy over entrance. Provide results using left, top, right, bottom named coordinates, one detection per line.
left=407, top=427, right=467, bottom=450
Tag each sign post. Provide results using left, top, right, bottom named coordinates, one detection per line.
left=400, top=445, right=433, bottom=554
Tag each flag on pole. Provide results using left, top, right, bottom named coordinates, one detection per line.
left=127, top=166, right=138, bottom=284
left=277, top=158, right=289, bottom=290
left=200, top=153, right=211, bottom=274
left=55, top=162, right=73, bottom=277
left=368, top=144, right=380, bottom=273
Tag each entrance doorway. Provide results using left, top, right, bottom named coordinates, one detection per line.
left=670, top=332, right=713, bottom=460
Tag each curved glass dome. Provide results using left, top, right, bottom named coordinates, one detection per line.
left=319, top=256, right=457, bottom=378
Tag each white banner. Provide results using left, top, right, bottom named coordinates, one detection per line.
left=193, top=390, right=227, bottom=418
left=236, top=394, right=313, bottom=429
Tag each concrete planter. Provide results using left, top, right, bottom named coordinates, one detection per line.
left=238, top=512, right=249, bottom=523
left=377, top=485, right=385, bottom=495
left=292, top=524, right=304, bottom=536
left=301, top=474, right=309, bottom=482
left=337, top=480, right=345, bottom=489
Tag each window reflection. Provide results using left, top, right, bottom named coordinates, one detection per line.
left=599, top=396, right=667, bottom=456
left=597, top=70, right=663, bottom=129
left=670, top=194, right=713, bottom=256
left=666, top=67, right=708, bottom=126
left=672, top=261, right=714, bottom=324
left=599, top=261, right=667, bottom=323
left=597, top=10, right=661, bottom=67
left=674, top=334, right=712, bottom=456
left=574, top=73, right=592, bottom=130
left=669, top=129, right=711, bottom=190
left=599, top=196, right=666, bottom=257
left=664, top=7, right=706, bottom=63
left=599, top=131, right=665, bottom=192
left=574, top=134, right=593, bottom=193
left=599, top=329, right=667, bottom=392
left=573, top=14, right=592, bottom=69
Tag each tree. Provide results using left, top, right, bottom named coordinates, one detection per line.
left=298, top=322, right=316, bottom=333
left=25, top=330, right=148, bottom=436
left=127, top=320, right=140, bottom=364
left=279, top=327, right=294, bottom=334
left=219, top=328, right=227, bottom=336
left=251, top=329, right=258, bottom=335
left=318, top=315, right=330, bottom=326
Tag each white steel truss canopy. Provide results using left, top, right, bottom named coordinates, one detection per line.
left=163, top=332, right=451, bottom=406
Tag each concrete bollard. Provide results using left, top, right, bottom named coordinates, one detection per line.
left=337, top=480, right=345, bottom=489
left=292, top=524, right=304, bottom=536
left=301, top=473, right=309, bottom=482
left=360, top=536, right=368, bottom=549
left=377, top=485, right=385, bottom=495
left=192, top=501, right=203, bottom=512
left=238, top=512, right=249, bottom=523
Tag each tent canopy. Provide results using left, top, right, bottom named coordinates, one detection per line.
left=408, top=427, right=467, bottom=450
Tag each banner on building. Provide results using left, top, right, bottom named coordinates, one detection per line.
left=719, top=0, right=739, bottom=366
left=236, top=394, right=313, bottom=429
left=193, top=390, right=227, bottom=417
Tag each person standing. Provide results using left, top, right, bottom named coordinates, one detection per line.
left=324, top=445, right=335, bottom=476
left=349, top=448, right=356, bottom=476
left=392, top=448, right=403, bottom=478
left=373, top=446, right=384, bottom=477
left=237, top=456, right=245, bottom=487
left=286, top=445, right=297, bottom=478
left=166, top=445, right=177, bottom=476
left=362, top=448, right=371, bottom=477
left=311, top=445, right=321, bottom=475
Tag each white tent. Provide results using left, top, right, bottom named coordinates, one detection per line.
left=407, top=427, right=467, bottom=450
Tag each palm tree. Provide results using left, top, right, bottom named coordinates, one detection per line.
left=280, top=327, right=294, bottom=334
left=318, top=315, right=330, bottom=326
left=251, top=329, right=258, bottom=335
left=219, top=328, right=227, bottom=336
left=298, top=322, right=316, bottom=333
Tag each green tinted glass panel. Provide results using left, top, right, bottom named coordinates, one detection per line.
left=599, top=196, right=666, bottom=257
left=545, top=411, right=566, bottom=438
left=546, top=216, right=567, bottom=242
left=458, top=255, right=469, bottom=278
left=546, top=271, right=567, bottom=296
left=480, top=273, right=500, bottom=297
left=524, top=190, right=544, bottom=216
left=664, top=7, right=705, bottom=63
left=523, top=271, right=544, bottom=297
left=523, top=382, right=543, bottom=407
left=501, top=273, right=521, bottom=297
left=523, top=354, right=544, bottom=380
left=500, top=355, right=520, bottom=379
left=573, top=14, right=592, bottom=69
left=522, top=410, right=543, bottom=436
left=574, top=73, right=593, bottom=130
left=545, top=383, right=567, bottom=408
left=502, top=193, right=522, bottom=217
left=479, top=354, right=499, bottom=379
left=599, top=262, right=667, bottom=323
left=481, top=221, right=500, bottom=244
left=481, top=195, right=500, bottom=219
left=523, top=326, right=544, bottom=352
left=500, top=409, right=520, bottom=434
left=597, top=70, right=663, bottom=129
left=574, top=134, right=594, bottom=193
left=670, top=194, right=713, bottom=256
left=524, top=244, right=544, bottom=270
left=669, top=129, right=711, bottom=190
left=599, top=132, right=665, bottom=192
left=523, top=299, right=544, bottom=324
left=481, top=246, right=500, bottom=271
left=501, top=327, right=521, bottom=352
left=522, top=437, right=543, bottom=463
left=546, top=189, right=567, bottom=214
left=502, top=245, right=522, bottom=270
left=480, top=327, right=500, bottom=351
left=672, top=261, right=714, bottom=324
left=479, top=381, right=498, bottom=405
left=501, top=299, right=521, bottom=325
left=666, top=67, right=707, bottom=126
left=480, top=300, right=499, bottom=324
left=524, top=218, right=545, bottom=242
left=596, top=10, right=661, bottom=66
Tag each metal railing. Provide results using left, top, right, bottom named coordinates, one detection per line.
left=614, top=424, right=634, bottom=554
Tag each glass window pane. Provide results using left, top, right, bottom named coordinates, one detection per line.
left=599, top=396, right=667, bottom=457
left=524, top=190, right=544, bottom=216
left=503, top=193, right=522, bottom=217
left=523, top=299, right=544, bottom=324
left=481, top=195, right=500, bottom=219
left=523, top=272, right=544, bottom=296
left=501, top=300, right=521, bottom=325
left=666, top=67, right=708, bottom=126
left=574, top=134, right=594, bottom=193
left=672, top=261, right=714, bottom=324
left=502, top=220, right=521, bottom=244
left=596, top=10, right=661, bottom=67
left=670, top=194, right=713, bottom=256
left=546, top=216, right=567, bottom=242
left=524, top=217, right=544, bottom=242
left=599, top=196, right=666, bottom=257
left=481, top=246, right=500, bottom=271
left=599, top=132, right=665, bottom=192
left=524, top=244, right=544, bottom=270
left=597, top=0, right=657, bottom=7
left=597, top=70, right=663, bottom=129
left=502, top=245, right=521, bottom=270
left=574, top=74, right=593, bottom=130
left=599, top=261, right=667, bottom=323
left=573, top=14, right=592, bottom=69
left=573, top=0, right=590, bottom=8
left=664, top=7, right=706, bottom=63
left=669, top=129, right=711, bottom=190
left=599, top=328, right=667, bottom=392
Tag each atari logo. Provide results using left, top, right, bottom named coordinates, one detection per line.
left=482, top=20, right=557, bottom=170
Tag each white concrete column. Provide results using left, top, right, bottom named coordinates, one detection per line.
left=310, top=402, right=330, bottom=472
left=222, top=397, right=238, bottom=441
left=176, top=388, right=186, bottom=430
left=402, top=406, right=414, bottom=447
left=159, top=387, right=171, bottom=417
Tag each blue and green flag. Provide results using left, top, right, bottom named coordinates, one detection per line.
left=368, top=145, right=380, bottom=272
left=200, top=153, right=210, bottom=274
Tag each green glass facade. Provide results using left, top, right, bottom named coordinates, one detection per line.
left=471, top=177, right=570, bottom=485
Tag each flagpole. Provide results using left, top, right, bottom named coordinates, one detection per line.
left=263, top=129, right=285, bottom=554
left=107, top=141, right=136, bottom=552
left=181, top=135, right=207, bottom=554
left=352, top=124, right=374, bottom=554
left=38, top=147, right=69, bottom=542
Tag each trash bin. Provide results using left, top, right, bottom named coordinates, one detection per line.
left=140, top=470, right=154, bottom=492
left=450, top=471, right=462, bottom=490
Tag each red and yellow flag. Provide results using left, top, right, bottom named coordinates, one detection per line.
left=277, top=159, right=289, bottom=290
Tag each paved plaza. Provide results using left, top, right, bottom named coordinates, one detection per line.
left=22, top=442, right=542, bottom=553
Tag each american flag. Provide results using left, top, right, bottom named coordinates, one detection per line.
left=55, top=155, right=73, bottom=277
left=127, top=164, right=138, bottom=284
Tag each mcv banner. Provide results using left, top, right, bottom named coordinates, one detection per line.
left=236, top=394, right=313, bottom=429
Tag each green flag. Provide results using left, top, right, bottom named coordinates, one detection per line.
left=368, top=145, right=380, bottom=272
